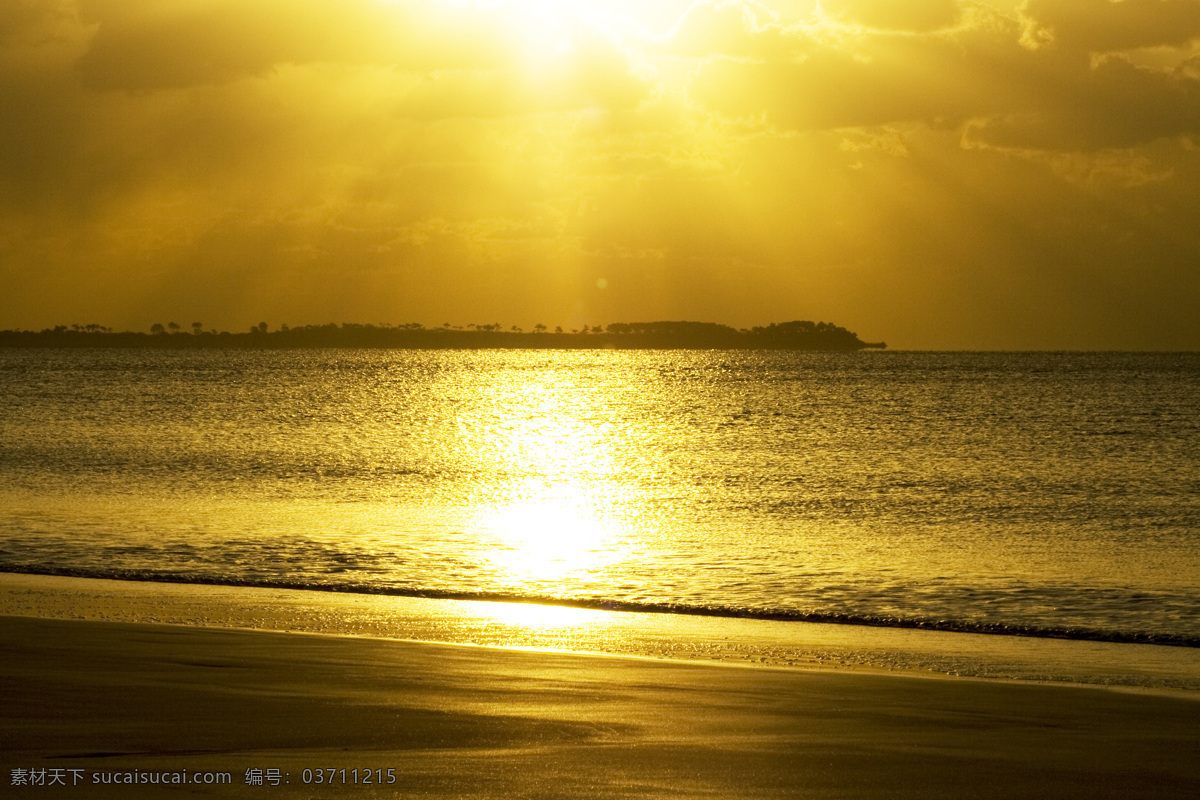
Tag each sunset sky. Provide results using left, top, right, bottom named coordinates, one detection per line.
left=2, top=0, right=1199, bottom=349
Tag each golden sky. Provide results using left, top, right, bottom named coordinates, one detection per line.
left=2, top=0, right=1199, bottom=348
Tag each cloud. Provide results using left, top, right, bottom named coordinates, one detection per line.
left=1, top=0, right=1199, bottom=348
left=397, top=36, right=654, bottom=119
left=821, top=0, right=963, bottom=32
left=667, top=0, right=796, bottom=58
left=73, top=0, right=511, bottom=90
left=1020, top=0, right=1200, bottom=52
left=684, top=3, right=1200, bottom=151
left=966, top=54, right=1200, bottom=150
left=0, top=0, right=86, bottom=53
left=687, top=12, right=1030, bottom=130
left=1, top=0, right=633, bottom=217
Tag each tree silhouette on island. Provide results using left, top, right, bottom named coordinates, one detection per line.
left=0, top=320, right=886, bottom=351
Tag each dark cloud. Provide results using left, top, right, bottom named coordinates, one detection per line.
left=967, top=55, right=1200, bottom=150
left=74, top=0, right=511, bottom=90
left=1021, top=0, right=1200, bottom=51
left=0, top=0, right=81, bottom=48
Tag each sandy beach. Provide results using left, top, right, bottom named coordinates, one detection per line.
left=3, top=610, right=1198, bottom=799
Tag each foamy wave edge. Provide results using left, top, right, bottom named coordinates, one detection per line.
left=3, top=563, right=1196, bottom=649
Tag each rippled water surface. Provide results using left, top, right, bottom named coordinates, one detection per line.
left=1, top=349, right=1197, bottom=645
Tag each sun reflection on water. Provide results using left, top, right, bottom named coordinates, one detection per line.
left=464, top=357, right=638, bottom=595
left=472, top=599, right=611, bottom=630
left=473, top=496, right=628, bottom=587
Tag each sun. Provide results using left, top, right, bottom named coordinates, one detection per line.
left=501, top=0, right=588, bottom=57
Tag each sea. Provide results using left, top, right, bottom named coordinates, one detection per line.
left=1, top=348, right=1198, bottom=685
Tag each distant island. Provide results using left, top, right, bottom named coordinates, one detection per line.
left=0, top=321, right=886, bottom=351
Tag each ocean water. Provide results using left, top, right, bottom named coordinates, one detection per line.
left=1, top=348, right=1198, bottom=649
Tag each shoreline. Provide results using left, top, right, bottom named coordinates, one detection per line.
left=4, top=613, right=1199, bottom=799
left=3, top=572, right=1198, bottom=695
left=7, top=565, right=1191, bottom=649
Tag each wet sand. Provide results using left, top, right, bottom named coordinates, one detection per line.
left=2, top=613, right=1197, bottom=799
